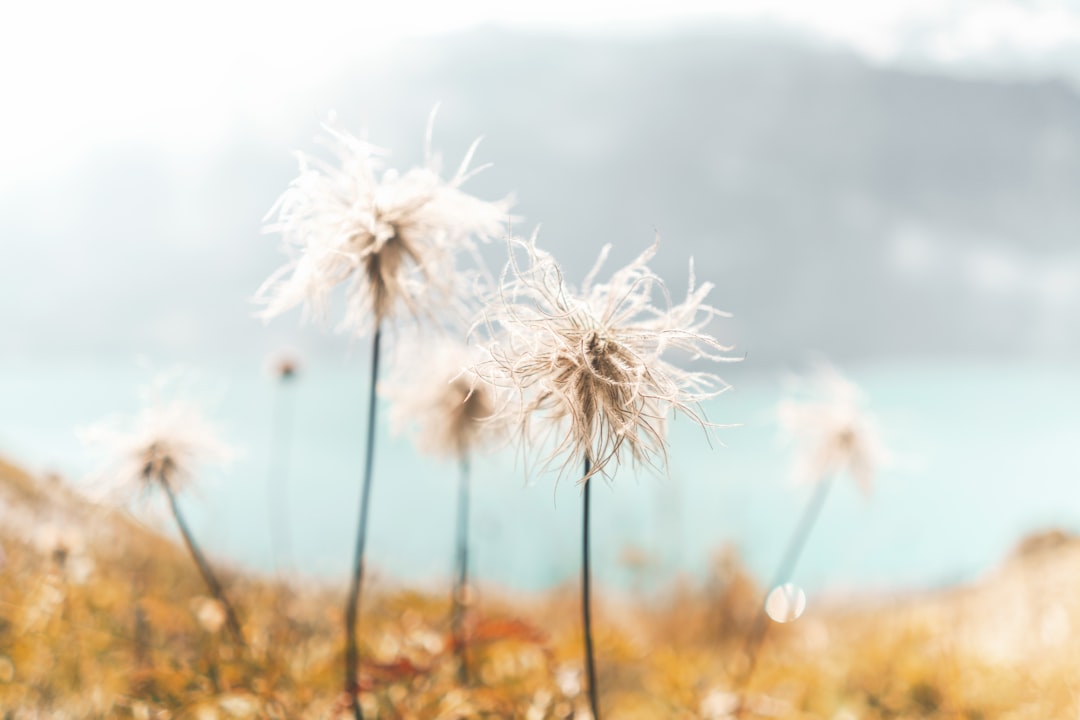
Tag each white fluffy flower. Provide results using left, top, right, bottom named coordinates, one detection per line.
left=777, top=365, right=887, bottom=494
left=382, top=338, right=503, bottom=460
left=81, top=372, right=234, bottom=500
left=255, top=111, right=512, bottom=334
left=472, top=233, right=737, bottom=481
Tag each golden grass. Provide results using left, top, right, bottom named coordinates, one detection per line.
left=0, top=460, right=1074, bottom=719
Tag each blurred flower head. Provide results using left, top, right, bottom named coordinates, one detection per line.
left=777, top=365, right=887, bottom=494
left=81, top=371, right=234, bottom=500
left=255, top=109, right=513, bottom=335
left=266, top=349, right=302, bottom=381
left=472, top=233, right=736, bottom=481
left=33, top=522, right=94, bottom=584
left=383, top=338, right=503, bottom=460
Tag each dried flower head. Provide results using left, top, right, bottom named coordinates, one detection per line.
left=81, top=372, right=234, bottom=500
left=383, top=339, right=503, bottom=460
left=266, top=349, right=301, bottom=381
left=777, top=365, right=887, bottom=494
left=255, top=110, right=512, bottom=335
left=33, top=523, right=94, bottom=584
left=472, top=234, right=737, bottom=481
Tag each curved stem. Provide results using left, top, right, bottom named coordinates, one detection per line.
left=452, top=454, right=471, bottom=684
left=736, top=475, right=833, bottom=710
left=345, top=326, right=382, bottom=720
left=160, top=476, right=246, bottom=648
left=582, top=456, right=601, bottom=720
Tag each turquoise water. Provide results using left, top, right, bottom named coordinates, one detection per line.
left=3, top=358, right=1079, bottom=595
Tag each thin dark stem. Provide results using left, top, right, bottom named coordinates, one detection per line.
left=131, top=568, right=152, bottom=697
left=160, top=476, right=246, bottom=648
left=735, top=475, right=833, bottom=710
left=267, top=377, right=296, bottom=574
left=582, top=456, right=601, bottom=720
left=345, top=326, right=382, bottom=720
left=58, top=567, right=83, bottom=688
left=133, top=572, right=150, bottom=672
left=452, top=454, right=471, bottom=685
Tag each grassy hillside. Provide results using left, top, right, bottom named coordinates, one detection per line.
left=0, top=457, right=1075, bottom=718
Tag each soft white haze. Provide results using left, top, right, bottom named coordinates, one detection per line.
left=3, top=0, right=1080, bottom=593
left=3, top=0, right=1080, bottom=190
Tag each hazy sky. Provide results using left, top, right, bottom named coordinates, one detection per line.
left=3, top=0, right=1080, bottom=191
left=4, top=3, right=1080, bottom=588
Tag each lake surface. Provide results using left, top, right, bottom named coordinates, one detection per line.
left=3, top=358, right=1079, bottom=596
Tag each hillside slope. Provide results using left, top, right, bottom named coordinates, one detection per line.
left=2, top=456, right=1079, bottom=717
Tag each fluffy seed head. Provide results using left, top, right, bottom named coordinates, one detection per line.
left=472, top=233, right=737, bottom=482
left=81, top=372, right=234, bottom=500
left=383, top=339, right=503, bottom=460
left=255, top=111, right=512, bottom=335
left=778, top=364, right=887, bottom=494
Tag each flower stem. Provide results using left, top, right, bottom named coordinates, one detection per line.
left=582, top=456, right=601, bottom=720
left=345, top=326, right=382, bottom=720
left=60, top=577, right=83, bottom=689
left=267, top=374, right=296, bottom=574
left=452, top=454, right=471, bottom=685
left=160, top=476, right=246, bottom=648
left=736, top=475, right=833, bottom=709
left=132, top=567, right=150, bottom=671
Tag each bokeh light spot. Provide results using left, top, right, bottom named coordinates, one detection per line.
left=765, top=583, right=807, bottom=623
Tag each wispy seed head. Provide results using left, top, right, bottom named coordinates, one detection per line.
left=471, top=233, right=738, bottom=482
left=383, top=338, right=504, bottom=460
left=255, top=111, right=513, bottom=335
left=81, top=371, right=234, bottom=501
left=778, top=364, right=887, bottom=494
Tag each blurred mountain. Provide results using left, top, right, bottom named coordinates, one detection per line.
left=4, top=29, right=1080, bottom=368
